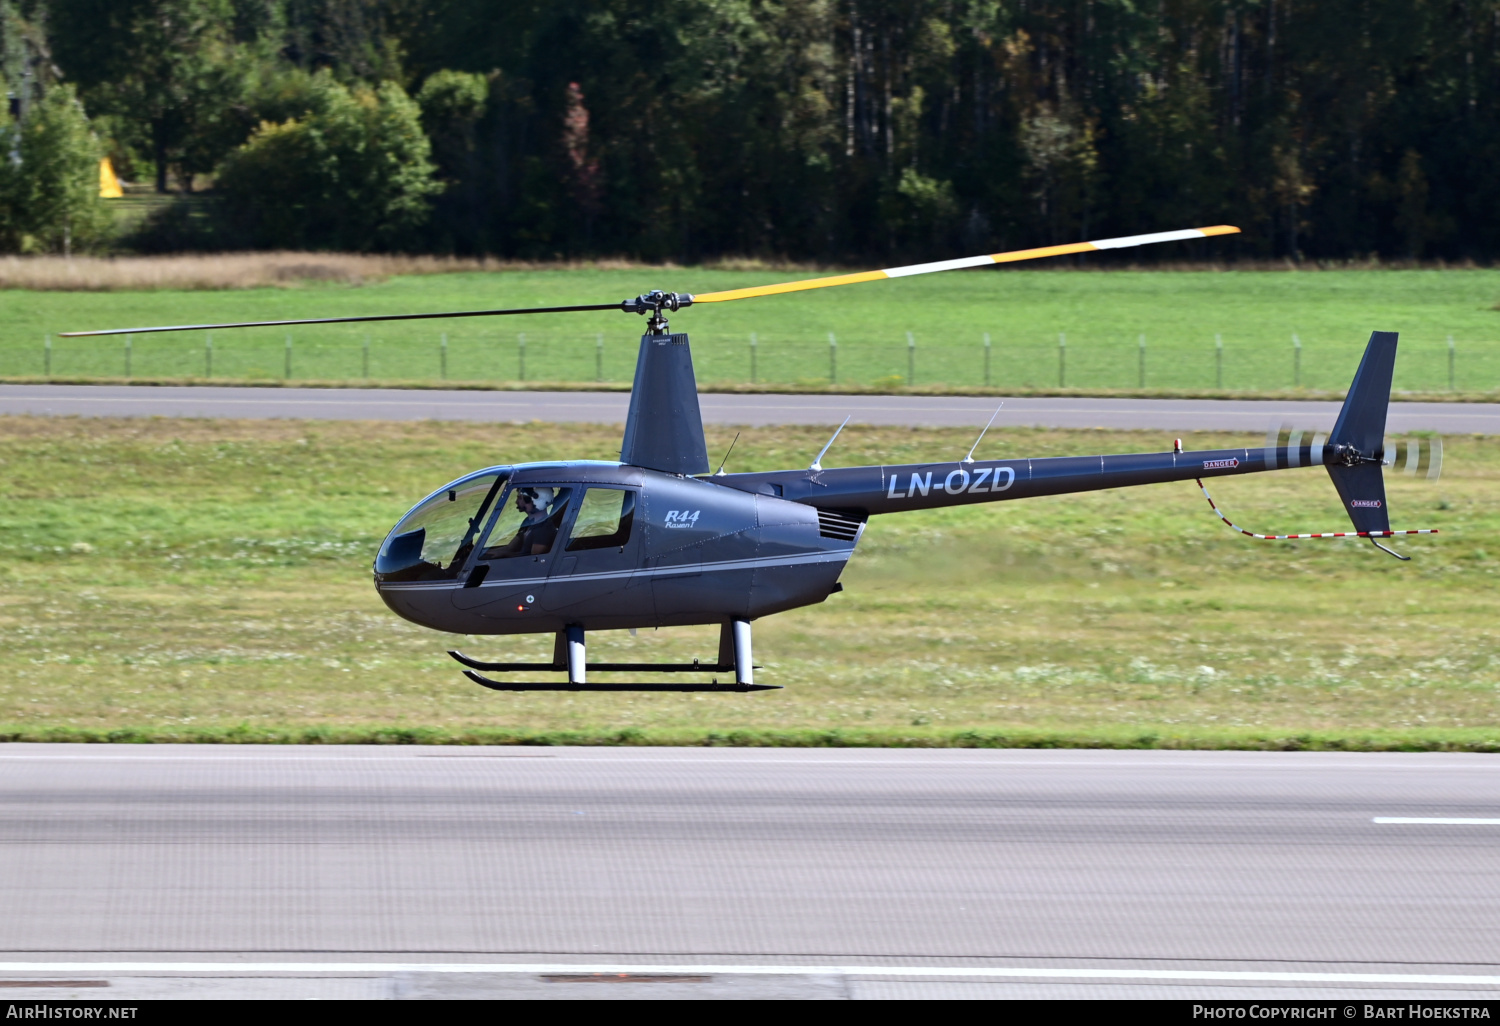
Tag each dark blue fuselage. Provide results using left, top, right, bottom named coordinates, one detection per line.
left=374, top=440, right=1302, bottom=637
left=375, top=461, right=854, bottom=636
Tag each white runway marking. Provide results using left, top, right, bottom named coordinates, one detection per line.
left=1374, top=817, right=1500, bottom=825
left=1, top=963, right=1498, bottom=987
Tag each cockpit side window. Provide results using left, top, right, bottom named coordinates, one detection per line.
left=480, top=486, right=574, bottom=560
left=565, top=488, right=636, bottom=551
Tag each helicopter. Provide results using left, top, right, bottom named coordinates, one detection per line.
left=61, top=224, right=1439, bottom=693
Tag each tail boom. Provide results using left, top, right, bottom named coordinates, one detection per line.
left=720, top=442, right=1323, bottom=517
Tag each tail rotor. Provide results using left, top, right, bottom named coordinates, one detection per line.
left=1201, top=332, right=1440, bottom=560
left=1264, top=422, right=1443, bottom=482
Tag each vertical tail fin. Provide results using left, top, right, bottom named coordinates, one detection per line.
left=1325, top=331, right=1397, bottom=536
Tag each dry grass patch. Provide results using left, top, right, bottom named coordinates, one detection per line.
left=0, top=253, right=710, bottom=291
left=7, top=253, right=1469, bottom=294
left=0, top=253, right=840, bottom=292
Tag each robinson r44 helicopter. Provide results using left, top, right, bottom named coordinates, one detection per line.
left=63, top=224, right=1440, bottom=693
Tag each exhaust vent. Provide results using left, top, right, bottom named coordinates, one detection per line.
left=817, top=508, right=865, bottom=541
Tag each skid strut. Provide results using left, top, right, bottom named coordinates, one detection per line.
left=450, top=619, right=776, bottom=692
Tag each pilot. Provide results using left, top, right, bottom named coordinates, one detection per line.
left=502, top=487, right=561, bottom=557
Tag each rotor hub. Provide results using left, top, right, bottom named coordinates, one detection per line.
left=622, top=291, right=694, bottom=335
left=1323, top=442, right=1379, bottom=467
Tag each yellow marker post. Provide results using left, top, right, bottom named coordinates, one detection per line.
left=99, top=158, right=123, bottom=198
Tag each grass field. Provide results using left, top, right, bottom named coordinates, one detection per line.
left=2, top=414, right=1497, bottom=749
left=3, top=267, right=1500, bottom=393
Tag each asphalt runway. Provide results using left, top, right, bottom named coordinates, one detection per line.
left=3, top=383, right=1500, bottom=432
left=2, top=745, right=1498, bottom=1000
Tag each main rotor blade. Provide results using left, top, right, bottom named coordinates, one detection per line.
left=59, top=224, right=1239, bottom=336
left=57, top=302, right=622, bottom=337
left=691, top=225, right=1241, bottom=304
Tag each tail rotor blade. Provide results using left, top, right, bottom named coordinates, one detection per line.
left=1382, top=436, right=1444, bottom=481
left=1283, top=425, right=1308, bottom=467
left=1266, top=423, right=1336, bottom=471
left=1265, top=423, right=1304, bottom=469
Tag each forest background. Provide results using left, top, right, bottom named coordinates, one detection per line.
left=0, top=0, right=1496, bottom=262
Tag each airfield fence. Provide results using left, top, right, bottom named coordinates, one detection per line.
left=6, top=329, right=1498, bottom=393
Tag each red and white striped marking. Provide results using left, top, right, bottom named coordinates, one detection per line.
left=1196, top=479, right=1437, bottom=541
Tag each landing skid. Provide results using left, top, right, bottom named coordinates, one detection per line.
left=461, top=670, right=777, bottom=693
left=448, top=651, right=747, bottom=674
left=452, top=619, right=768, bottom=692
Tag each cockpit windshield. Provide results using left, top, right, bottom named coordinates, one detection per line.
left=375, top=469, right=508, bottom=580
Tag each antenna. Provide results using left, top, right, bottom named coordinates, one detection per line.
left=714, top=432, right=740, bottom=476
left=809, top=416, right=851, bottom=472
left=963, top=404, right=1004, bottom=464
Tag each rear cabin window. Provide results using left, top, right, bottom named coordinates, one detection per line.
left=565, top=488, right=635, bottom=551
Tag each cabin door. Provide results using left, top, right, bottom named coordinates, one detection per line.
left=452, top=485, right=573, bottom=612
left=541, top=487, right=645, bottom=615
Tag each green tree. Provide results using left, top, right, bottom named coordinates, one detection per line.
left=280, top=0, right=406, bottom=80
left=416, top=68, right=489, bottom=252
left=0, top=0, right=59, bottom=121
left=244, top=64, right=349, bottom=124
left=32, top=0, right=1500, bottom=261
left=417, top=68, right=487, bottom=170
left=216, top=74, right=440, bottom=249
left=51, top=0, right=251, bottom=192
left=1019, top=101, right=1099, bottom=244
left=0, top=83, right=111, bottom=253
